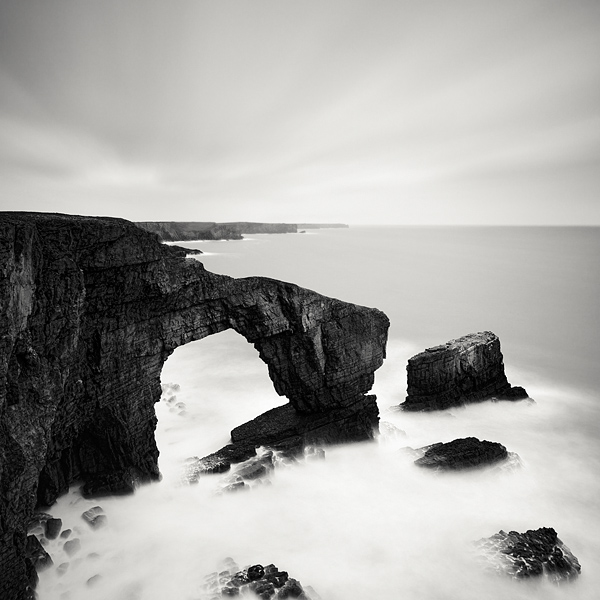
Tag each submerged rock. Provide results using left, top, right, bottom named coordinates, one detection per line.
left=63, top=538, right=81, bottom=557
left=401, top=331, right=529, bottom=411
left=81, top=506, right=107, bottom=529
left=187, top=444, right=326, bottom=492
left=413, top=437, right=509, bottom=471
left=476, top=527, right=581, bottom=582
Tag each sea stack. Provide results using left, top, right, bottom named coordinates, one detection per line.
left=401, top=331, right=528, bottom=411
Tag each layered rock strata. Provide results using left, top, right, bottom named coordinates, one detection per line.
left=402, top=331, right=528, bottom=411
left=476, top=527, right=581, bottom=582
left=0, top=212, right=389, bottom=600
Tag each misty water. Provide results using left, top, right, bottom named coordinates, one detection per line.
left=37, top=227, right=600, bottom=600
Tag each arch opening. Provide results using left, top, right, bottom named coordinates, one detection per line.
left=157, top=329, right=287, bottom=480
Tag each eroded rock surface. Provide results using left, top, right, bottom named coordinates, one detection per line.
left=0, top=212, right=389, bottom=599
left=401, top=331, right=528, bottom=411
left=476, top=527, right=581, bottom=582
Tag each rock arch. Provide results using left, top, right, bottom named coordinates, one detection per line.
left=0, top=213, right=389, bottom=599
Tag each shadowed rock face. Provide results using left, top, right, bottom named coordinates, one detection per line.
left=0, top=212, right=389, bottom=600
left=401, top=331, right=528, bottom=411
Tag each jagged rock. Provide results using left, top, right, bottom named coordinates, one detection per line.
left=413, top=437, right=509, bottom=471
left=24, top=535, right=52, bottom=572
left=202, top=561, right=313, bottom=600
left=401, top=332, right=529, bottom=411
left=0, top=212, right=388, bottom=599
left=476, top=527, right=581, bottom=582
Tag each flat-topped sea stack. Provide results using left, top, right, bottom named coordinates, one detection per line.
left=402, top=331, right=528, bottom=411
left=0, top=212, right=388, bottom=599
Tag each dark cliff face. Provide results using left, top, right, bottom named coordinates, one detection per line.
left=0, top=212, right=389, bottom=599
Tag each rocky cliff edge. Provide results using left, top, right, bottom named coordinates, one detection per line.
left=0, top=212, right=389, bottom=599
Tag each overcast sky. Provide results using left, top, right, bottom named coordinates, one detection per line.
left=0, top=0, right=598, bottom=224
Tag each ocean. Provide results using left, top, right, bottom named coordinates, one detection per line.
left=37, top=226, right=600, bottom=600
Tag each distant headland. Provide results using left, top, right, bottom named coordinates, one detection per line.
left=135, top=221, right=349, bottom=242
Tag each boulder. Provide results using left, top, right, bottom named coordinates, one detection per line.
left=81, top=506, right=107, bottom=529
left=43, top=518, right=62, bottom=540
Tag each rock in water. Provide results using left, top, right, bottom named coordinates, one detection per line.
left=413, top=437, right=509, bottom=471
left=202, top=561, right=314, bottom=600
left=476, top=527, right=581, bottom=582
left=43, top=518, right=62, bottom=540
left=401, top=331, right=529, bottom=411
left=0, top=212, right=388, bottom=599
left=81, top=506, right=107, bottom=529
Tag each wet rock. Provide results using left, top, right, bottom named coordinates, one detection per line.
left=248, top=565, right=266, bottom=581
left=234, top=453, right=274, bottom=481
left=413, top=437, right=509, bottom=471
left=82, top=469, right=141, bottom=498
left=60, top=529, right=72, bottom=539
left=277, top=578, right=306, bottom=599
left=56, top=562, right=69, bottom=577
left=476, top=527, right=581, bottom=582
left=201, top=561, right=313, bottom=600
left=44, top=518, right=62, bottom=540
left=25, top=535, right=53, bottom=571
left=401, top=332, right=529, bottom=411
left=220, top=476, right=247, bottom=494
left=81, top=506, right=107, bottom=529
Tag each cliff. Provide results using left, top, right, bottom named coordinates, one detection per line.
left=401, top=332, right=527, bottom=411
left=0, top=212, right=389, bottom=599
left=135, top=221, right=297, bottom=241
left=296, top=223, right=349, bottom=229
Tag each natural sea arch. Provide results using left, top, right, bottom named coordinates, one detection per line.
left=0, top=213, right=389, bottom=599
left=157, top=330, right=286, bottom=473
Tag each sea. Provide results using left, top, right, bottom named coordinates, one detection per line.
left=37, top=226, right=600, bottom=600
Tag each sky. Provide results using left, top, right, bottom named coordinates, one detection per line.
left=0, top=0, right=599, bottom=225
